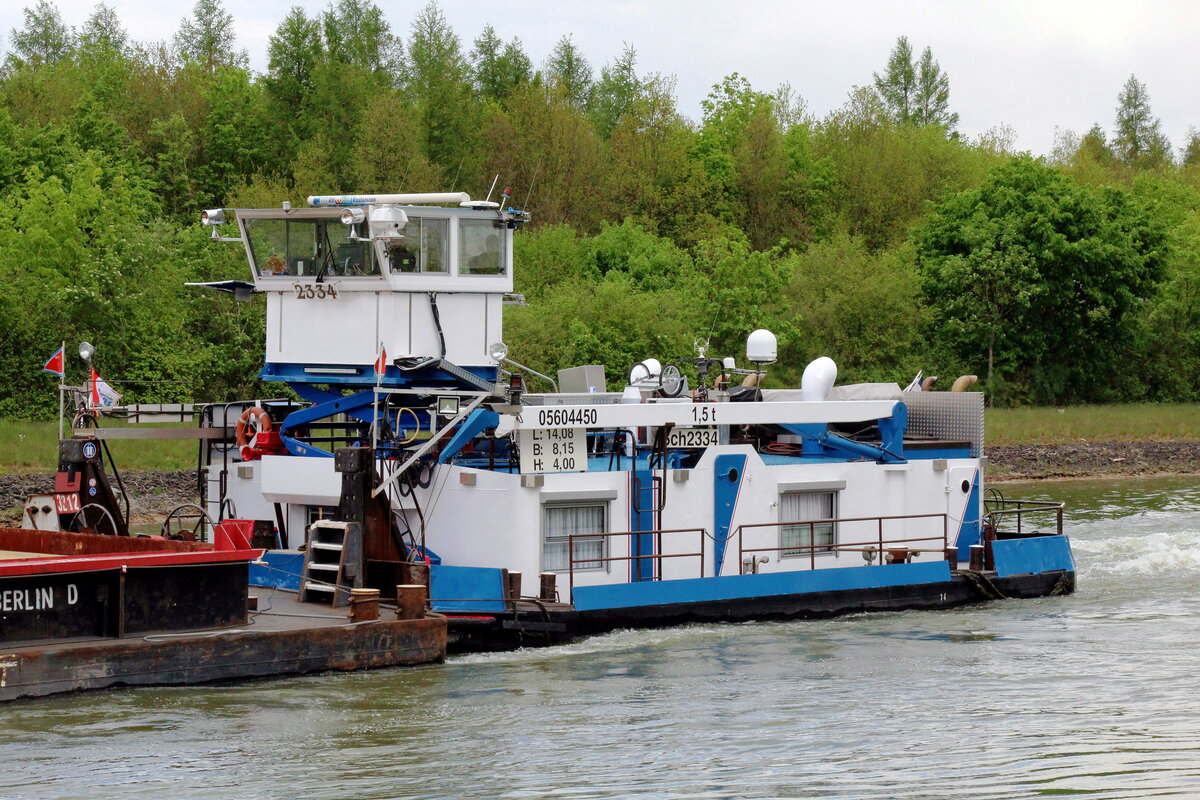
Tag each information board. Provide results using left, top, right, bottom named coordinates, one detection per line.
left=519, top=427, right=587, bottom=474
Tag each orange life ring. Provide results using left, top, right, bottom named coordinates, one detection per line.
left=236, top=406, right=272, bottom=447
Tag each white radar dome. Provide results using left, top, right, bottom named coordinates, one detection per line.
left=746, top=329, right=777, bottom=365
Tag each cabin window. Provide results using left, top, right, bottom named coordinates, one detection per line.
left=388, top=217, right=448, bottom=274
left=780, top=491, right=836, bottom=557
left=543, top=502, right=607, bottom=572
left=245, top=217, right=377, bottom=277
left=459, top=219, right=505, bottom=275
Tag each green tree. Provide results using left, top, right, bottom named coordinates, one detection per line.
left=5, top=0, right=73, bottom=70
left=350, top=92, right=443, bottom=191
left=873, top=36, right=957, bottom=132
left=815, top=86, right=989, bottom=250
left=1114, top=75, right=1171, bottom=170
left=915, top=156, right=1167, bottom=404
left=589, top=44, right=641, bottom=138
left=266, top=7, right=323, bottom=118
left=782, top=235, right=926, bottom=383
left=1181, top=127, right=1200, bottom=168
left=872, top=35, right=915, bottom=123
left=696, top=73, right=773, bottom=224
left=174, top=0, right=248, bottom=72
left=322, top=0, right=402, bottom=83
left=471, top=25, right=532, bottom=104
left=608, top=74, right=713, bottom=242
left=192, top=66, right=271, bottom=207
left=544, top=35, right=592, bottom=111
left=912, top=46, right=958, bottom=131
left=407, top=1, right=478, bottom=178
left=76, top=3, right=127, bottom=63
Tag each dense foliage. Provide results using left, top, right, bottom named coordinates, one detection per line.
left=0, top=0, right=1196, bottom=418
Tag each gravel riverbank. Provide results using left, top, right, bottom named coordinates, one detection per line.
left=2, top=441, right=1197, bottom=525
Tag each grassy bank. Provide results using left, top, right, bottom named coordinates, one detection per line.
left=985, top=403, right=1200, bottom=446
left=0, top=419, right=197, bottom=474
left=2, top=402, right=1198, bottom=474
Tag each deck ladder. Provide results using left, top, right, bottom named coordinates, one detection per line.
left=299, top=520, right=363, bottom=606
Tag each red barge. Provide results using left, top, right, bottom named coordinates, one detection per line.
left=0, top=439, right=446, bottom=702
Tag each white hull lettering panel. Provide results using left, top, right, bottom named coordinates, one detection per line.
left=520, top=400, right=899, bottom=430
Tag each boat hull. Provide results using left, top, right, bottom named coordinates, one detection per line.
left=446, top=567, right=1074, bottom=650
left=567, top=569, right=1073, bottom=634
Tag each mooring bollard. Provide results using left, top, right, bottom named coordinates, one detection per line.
left=396, top=584, right=427, bottom=620
left=507, top=571, right=523, bottom=601
left=944, top=547, right=959, bottom=571
left=969, top=544, right=985, bottom=571
left=349, top=588, right=380, bottom=622
left=539, top=572, right=557, bottom=601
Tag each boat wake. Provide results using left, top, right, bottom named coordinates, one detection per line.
left=448, top=622, right=738, bottom=666
left=1072, top=514, right=1200, bottom=576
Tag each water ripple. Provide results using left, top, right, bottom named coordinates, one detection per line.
left=5, top=477, right=1200, bottom=799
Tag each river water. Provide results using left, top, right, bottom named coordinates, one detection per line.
left=4, top=476, right=1200, bottom=799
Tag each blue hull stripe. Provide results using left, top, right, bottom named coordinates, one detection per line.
left=992, top=535, right=1075, bottom=578
left=572, top=560, right=952, bottom=611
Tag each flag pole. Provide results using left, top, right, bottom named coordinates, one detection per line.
left=373, top=341, right=383, bottom=454
left=57, top=340, right=65, bottom=442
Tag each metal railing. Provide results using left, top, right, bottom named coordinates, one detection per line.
left=567, top=528, right=708, bottom=596
left=564, top=514, right=955, bottom=597
left=736, top=513, right=950, bottom=572
left=984, top=500, right=1064, bottom=537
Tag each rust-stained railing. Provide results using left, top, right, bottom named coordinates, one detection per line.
left=985, top=500, right=1064, bottom=537
left=567, top=528, right=708, bottom=597
left=736, top=513, right=950, bottom=572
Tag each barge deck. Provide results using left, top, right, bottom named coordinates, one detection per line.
left=0, top=527, right=446, bottom=701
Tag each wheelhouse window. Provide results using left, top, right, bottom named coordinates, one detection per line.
left=543, top=502, right=607, bottom=572
left=387, top=217, right=448, bottom=274
left=245, top=217, right=377, bottom=277
left=459, top=218, right=505, bottom=275
left=780, top=491, right=836, bottom=557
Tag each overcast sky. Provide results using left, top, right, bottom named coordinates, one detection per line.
left=2, top=0, right=1196, bottom=157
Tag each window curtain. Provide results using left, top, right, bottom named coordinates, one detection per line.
left=781, top=492, right=835, bottom=555
left=544, top=504, right=606, bottom=571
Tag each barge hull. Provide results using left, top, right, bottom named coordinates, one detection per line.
left=0, top=612, right=446, bottom=702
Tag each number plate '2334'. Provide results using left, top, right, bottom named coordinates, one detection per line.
left=292, top=283, right=338, bottom=299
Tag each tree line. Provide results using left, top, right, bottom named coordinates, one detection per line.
left=0, top=0, right=1197, bottom=419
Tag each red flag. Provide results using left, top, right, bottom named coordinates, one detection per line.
left=374, top=345, right=388, bottom=376
left=90, top=367, right=100, bottom=407
left=42, top=346, right=65, bottom=377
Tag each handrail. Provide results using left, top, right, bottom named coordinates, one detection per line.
left=984, top=500, right=1064, bottom=537
left=567, top=527, right=708, bottom=598
left=737, top=513, right=949, bottom=572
